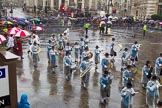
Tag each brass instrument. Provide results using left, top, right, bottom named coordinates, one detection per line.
left=30, top=45, right=41, bottom=54
left=107, top=61, right=113, bottom=71
left=80, top=52, right=93, bottom=78
left=87, top=52, right=93, bottom=59
left=80, top=63, right=92, bottom=78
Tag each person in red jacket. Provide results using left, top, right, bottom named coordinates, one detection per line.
left=13, top=37, right=24, bottom=59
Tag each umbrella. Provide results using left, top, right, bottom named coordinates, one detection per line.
left=100, top=21, right=106, bottom=24
left=159, top=22, right=162, bottom=25
left=0, top=21, right=13, bottom=25
left=7, top=27, right=21, bottom=35
left=15, top=30, right=30, bottom=37
left=33, top=26, right=44, bottom=31
left=0, top=35, right=6, bottom=44
left=108, top=16, right=113, bottom=19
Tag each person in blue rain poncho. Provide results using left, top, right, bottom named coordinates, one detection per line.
left=63, top=52, right=72, bottom=81
left=74, top=42, right=80, bottom=62
left=130, top=41, right=139, bottom=66
left=121, top=48, right=129, bottom=70
left=84, top=35, right=90, bottom=50
left=122, top=65, right=133, bottom=87
left=146, top=75, right=161, bottom=108
left=100, top=71, right=113, bottom=103
left=155, top=53, right=162, bottom=76
left=80, top=57, right=92, bottom=88
left=64, top=42, right=72, bottom=55
left=101, top=53, right=110, bottom=74
left=47, top=40, right=52, bottom=63
left=121, top=83, right=137, bottom=108
left=81, top=47, right=89, bottom=61
left=94, top=45, right=101, bottom=69
left=141, top=61, right=153, bottom=88
left=18, top=94, right=30, bottom=108
left=79, top=37, right=85, bottom=56
left=49, top=46, right=58, bottom=72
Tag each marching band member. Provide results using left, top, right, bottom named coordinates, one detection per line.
left=155, top=53, right=162, bottom=76
left=141, top=61, right=153, bottom=88
left=27, top=36, right=32, bottom=55
left=63, top=52, right=72, bottom=81
left=64, top=42, right=72, bottom=55
left=63, top=32, right=69, bottom=48
left=121, top=48, right=129, bottom=70
left=122, top=65, right=133, bottom=87
left=94, top=45, right=101, bottom=69
left=74, top=42, right=80, bottom=62
left=80, top=57, right=92, bottom=88
left=109, top=38, right=116, bottom=57
left=101, top=53, right=110, bottom=74
left=100, top=72, right=113, bottom=103
left=81, top=47, right=89, bottom=61
left=58, top=34, right=64, bottom=54
left=50, top=34, right=56, bottom=45
left=47, top=40, right=52, bottom=63
left=49, top=46, right=58, bottom=72
left=84, top=35, right=90, bottom=50
left=31, top=42, right=40, bottom=68
left=130, top=41, right=139, bottom=66
left=121, top=82, right=137, bottom=108
left=79, top=37, right=85, bottom=56
left=146, top=75, right=161, bottom=108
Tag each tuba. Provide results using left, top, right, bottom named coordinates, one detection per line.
left=80, top=52, right=93, bottom=78
left=30, top=45, right=41, bottom=54
left=87, top=52, right=93, bottom=59
left=80, top=63, right=92, bottom=78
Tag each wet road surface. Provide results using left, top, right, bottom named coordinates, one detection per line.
left=12, top=8, right=162, bottom=108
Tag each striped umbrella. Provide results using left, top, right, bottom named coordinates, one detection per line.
left=0, top=21, right=13, bottom=25
left=7, top=27, right=21, bottom=35
left=33, top=26, right=44, bottom=31
left=0, top=35, right=6, bottom=44
left=15, top=30, right=30, bottom=37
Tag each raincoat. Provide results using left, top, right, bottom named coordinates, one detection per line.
left=80, top=60, right=91, bottom=86
left=155, top=57, right=162, bottom=76
left=146, top=80, right=160, bottom=107
left=101, top=57, right=109, bottom=73
left=141, top=65, right=150, bottom=85
left=94, top=49, right=100, bottom=64
left=74, top=45, right=80, bottom=61
left=121, top=87, right=135, bottom=108
left=63, top=55, right=72, bottom=79
left=18, top=94, right=30, bottom=108
left=31, top=45, right=40, bottom=67
left=122, top=70, right=133, bottom=86
left=49, top=49, right=57, bottom=69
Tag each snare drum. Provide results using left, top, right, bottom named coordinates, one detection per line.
left=71, top=63, right=76, bottom=70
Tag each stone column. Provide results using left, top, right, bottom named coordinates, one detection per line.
left=74, top=0, right=77, bottom=8
left=59, top=0, right=61, bottom=9
left=50, top=0, right=54, bottom=10
left=82, top=0, right=85, bottom=9
left=43, top=0, right=46, bottom=9
left=34, top=0, right=38, bottom=7
left=89, top=0, right=92, bottom=10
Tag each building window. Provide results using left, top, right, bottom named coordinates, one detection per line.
left=158, top=5, right=162, bottom=14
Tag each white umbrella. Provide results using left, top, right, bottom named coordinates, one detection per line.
left=15, top=30, right=31, bottom=37
left=108, top=16, right=113, bottom=19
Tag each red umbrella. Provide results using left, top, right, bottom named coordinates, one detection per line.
left=15, top=30, right=31, bottom=37
left=33, top=26, right=44, bottom=31
left=0, top=35, right=6, bottom=44
left=7, top=27, right=21, bottom=35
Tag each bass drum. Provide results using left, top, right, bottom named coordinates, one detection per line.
left=113, top=44, right=122, bottom=53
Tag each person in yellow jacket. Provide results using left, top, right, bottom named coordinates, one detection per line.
left=84, top=22, right=90, bottom=35
left=143, top=23, right=147, bottom=37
